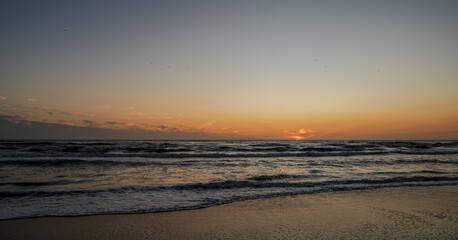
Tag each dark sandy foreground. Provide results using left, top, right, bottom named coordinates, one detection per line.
left=1, top=185, right=457, bottom=239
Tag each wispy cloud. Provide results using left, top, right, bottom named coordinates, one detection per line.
left=81, top=119, right=98, bottom=127
left=0, top=114, right=214, bottom=140
left=36, top=106, right=91, bottom=117
left=0, top=110, right=256, bottom=139
left=0, top=103, right=249, bottom=139
left=0, top=104, right=12, bottom=108
left=0, top=99, right=253, bottom=139
left=284, top=128, right=316, bottom=140
left=71, top=112, right=85, bottom=117
left=0, top=114, right=27, bottom=123
left=0, top=96, right=7, bottom=100
left=104, top=121, right=123, bottom=125
left=199, top=121, right=214, bottom=128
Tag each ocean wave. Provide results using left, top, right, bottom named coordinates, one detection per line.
left=2, top=150, right=457, bottom=161
left=247, top=173, right=301, bottom=181
left=0, top=179, right=88, bottom=187
left=2, top=181, right=456, bottom=220
left=0, top=141, right=55, bottom=145
left=1, top=155, right=456, bottom=168
left=70, top=142, right=117, bottom=146
left=1, top=140, right=457, bottom=156
left=2, top=175, right=456, bottom=198
left=123, top=146, right=192, bottom=153
left=168, top=176, right=458, bottom=190
left=0, top=159, right=156, bottom=167
left=1, top=140, right=457, bottom=220
left=369, top=170, right=450, bottom=175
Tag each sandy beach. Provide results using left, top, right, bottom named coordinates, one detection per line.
left=1, top=185, right=457, bottom=239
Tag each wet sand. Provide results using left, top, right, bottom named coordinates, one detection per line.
left=1, top=185, right=457, bottom=239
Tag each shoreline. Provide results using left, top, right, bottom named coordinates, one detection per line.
left=2, top=183, right=457, bottom=221
left=1, top=185, right=457, bottom=239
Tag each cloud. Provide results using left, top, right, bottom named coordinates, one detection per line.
left=137, top=123, right=172, bottom=131
left=38, top=105, right=50, bottom=110
left=0, top=114, right=26, bottom=122
left=104, top=121, right=123, bottom=125
left=0, top=104, right=12, bottom=108
left=298, top=129, right=314, bottom=134
left=0, top=96, right=7, bottom=100
left=27, top=98, right=37, bottom=102
left=0, top=115, right=211, bottom=140
left=199, top=122, right=214, bottom=128
left=18, top=111, right=33, bottom=116
left=124, top=122, right=136, bottom=127
left=0, top=106, right=246, bottom=140
left=37, top=107, right=90, bottom=117
left=81, top=119, right=98, bottom=127
left=71, top=112, right=85, bottom=117
left=284, top=128, right=316, bottom=140
left=99, top=105, right=110, bottom=109
left=0, top=114, right=28, bottom=125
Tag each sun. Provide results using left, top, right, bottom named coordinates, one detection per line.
left=290, top=136, right=305, bottom=140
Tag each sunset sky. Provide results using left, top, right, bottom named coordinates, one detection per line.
left=1, top=0, right=457, bottom=140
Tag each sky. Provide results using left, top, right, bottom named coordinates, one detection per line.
left=0, top=0, right=457, bottom=140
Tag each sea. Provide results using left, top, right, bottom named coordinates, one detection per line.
left=0, top=140, right=457, bottom=220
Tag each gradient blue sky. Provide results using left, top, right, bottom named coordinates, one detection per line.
left=1, top=0, right=457, bottom=139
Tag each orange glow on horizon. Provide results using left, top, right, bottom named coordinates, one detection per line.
left=1, top=96, right=457, bottom=140
left=290, top=136, right=305, bottom=140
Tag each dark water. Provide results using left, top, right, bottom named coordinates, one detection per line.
left=0, top=140, right=457, bottom=219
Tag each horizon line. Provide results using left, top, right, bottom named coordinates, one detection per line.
left=0, top=139, right=456, bottom=141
